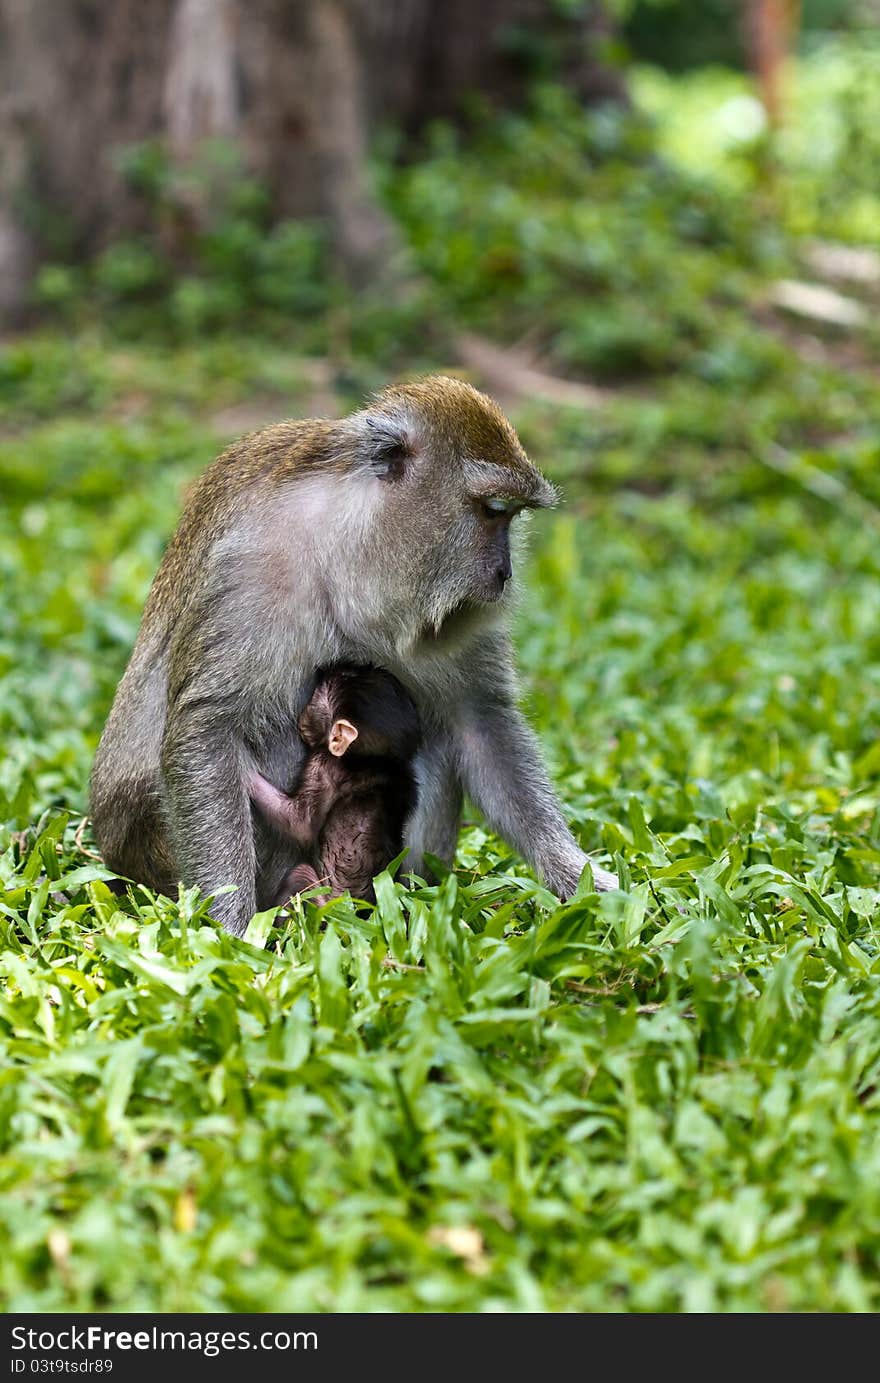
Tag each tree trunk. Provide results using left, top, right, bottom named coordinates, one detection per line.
left=742, top=0, right=800, bottom=127
left=164, top=0, right=239, bottom=154
left=0, top=0, right=624, bottom=321
left=356, top=0, right=626, bottom=132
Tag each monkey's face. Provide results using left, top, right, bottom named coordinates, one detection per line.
left=414, top=494, right=519, bottom=620
left=357, top=377, right=557, bottom=634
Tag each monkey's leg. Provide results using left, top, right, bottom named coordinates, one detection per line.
left=90, top=775, right=179, bottom=895
left=90, top=662, right=178, bottom=893
left=404, top=735, right=463, bottom=883
left=454, top=702, right=618, bottom=899
left=274, top=863, right=330, bottom=908
left=161, top=714, right=258, bottom=937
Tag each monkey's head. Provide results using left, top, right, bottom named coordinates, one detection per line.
left=344, top=376, right=558, bottom=638
left=299, top=665, right=421, bottom=762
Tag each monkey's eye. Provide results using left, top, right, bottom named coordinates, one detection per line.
left=479, top=497, right=513, bottom=520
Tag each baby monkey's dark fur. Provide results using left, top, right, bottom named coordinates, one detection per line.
left=249, top=666, right=420, bottom=905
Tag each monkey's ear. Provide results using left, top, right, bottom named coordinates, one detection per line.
left=328, top=719, right=359, bottom=757
left=363, top=416, right=412, bottom=481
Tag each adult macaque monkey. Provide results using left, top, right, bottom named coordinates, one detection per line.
left=90, top=376, right=618, bottom=935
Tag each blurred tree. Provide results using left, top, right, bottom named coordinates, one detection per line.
left=625, top=0, right=861, bottom=71
left=743, top=0, right=800, bottom=126
left=0, top=0, right=624, bottom=322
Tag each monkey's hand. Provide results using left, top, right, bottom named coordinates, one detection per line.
left=561, top=852, right=619, bottom=896
left=588, top=862, right=620, bottom=893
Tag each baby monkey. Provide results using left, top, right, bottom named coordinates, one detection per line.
left=249, top=665, right=421, bottom=906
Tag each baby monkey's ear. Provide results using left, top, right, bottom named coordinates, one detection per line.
left=328, top=719, right=359, bottom=757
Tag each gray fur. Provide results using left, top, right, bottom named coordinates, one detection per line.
left=90, top=377, right=618, bottom=935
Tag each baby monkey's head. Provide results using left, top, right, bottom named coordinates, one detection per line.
left=298, top=665, right=421, bottom=762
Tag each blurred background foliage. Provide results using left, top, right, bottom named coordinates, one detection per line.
left=2, top=0, right=880, bottom=1313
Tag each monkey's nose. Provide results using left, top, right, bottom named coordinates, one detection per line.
left=496, top=554, right=512, bottom=588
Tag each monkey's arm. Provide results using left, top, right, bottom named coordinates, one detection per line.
left=455, top=702, right=617, bottom=896
left=448, top=639, right=617, bottom=898
left=249, top=758, right=338, bottom=849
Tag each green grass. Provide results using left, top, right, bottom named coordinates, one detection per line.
left=3, top=329, right=880, bottom=1312
left=3, top=55, right=880, bottom=1311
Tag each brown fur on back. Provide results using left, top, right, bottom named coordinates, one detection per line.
left=318, top=777, right=404, bottom=900
left=287, top=749, right=413, bottom=901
